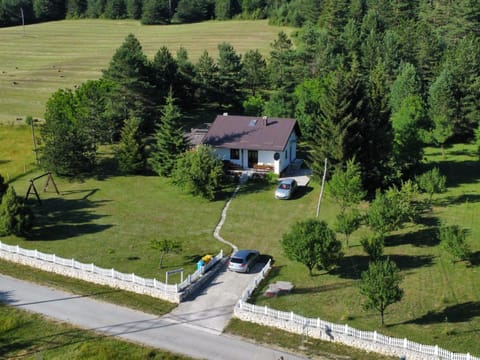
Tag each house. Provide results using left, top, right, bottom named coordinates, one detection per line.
left=202, top=114, right=300, bottom=175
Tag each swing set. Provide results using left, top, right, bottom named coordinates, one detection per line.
left=25, top=172, right=60, bottom=204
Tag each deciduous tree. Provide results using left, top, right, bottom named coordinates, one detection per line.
left=150, top=238, right=182, bottom=268
left=281, top=219, right=343, bottom=276
left=359, top=258, right=403, bottom=326
left=438, top=225, right=472, bottom=263
left=171, top=145, right=224, bottom=200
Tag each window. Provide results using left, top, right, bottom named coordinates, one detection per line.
left=230, top=149, right=240, bottom=160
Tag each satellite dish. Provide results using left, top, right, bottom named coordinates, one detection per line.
left=274, top=152, right=280, bottom=161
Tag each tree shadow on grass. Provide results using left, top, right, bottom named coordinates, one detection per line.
left=386, top=227, right=439, bottom=247
left=331, top=255, right=370, bottom=280
left=431, top=160, right=480, bottom=189
left=402, top=302, right=480, bottom=325
left=26, top=197, right=113, bottom=241
left=434, top=193, right=480, bottom=208
left=387, top=254, right=435, bottom=271
left=468, top=251, right=480, bottom=267
left=293, top=280, right=357, bottom=295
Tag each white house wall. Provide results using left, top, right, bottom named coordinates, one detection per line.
left=212, top=130, right=297, bottom=175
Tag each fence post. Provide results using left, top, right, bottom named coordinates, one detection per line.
left=373, top=331, right=377, bottom=342
left=53, top=254, right=56, bottom=263
left=403, top=338, right=407, bottom=349
left=290, top=311, right=294, bottom=321
left=467, top=353, right=471, bottom=360
left=111, top=268, right=115, bottom=278
left=34, top=249, right=38, bottom=258
left=153, top=278, right=157, bottom=288
left=71, top=258, right=75, bottom=268
left=435, top=345, right=438, bottom=356
left=132, top=273, right=135, bottom=283
left=317, top=318, right=320, bottom=328
left=16, top=245, right=20, bottom=253
left=91, top=263, right=94, bottom=272
left=264, top=305, right=268, bottom=315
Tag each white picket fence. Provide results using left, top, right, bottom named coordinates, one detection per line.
left=235, top=261, right=479, bottom=360
left=0, top=240, right=223, bottom=303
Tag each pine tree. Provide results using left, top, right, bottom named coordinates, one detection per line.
left=151, top=46, right=179, bottom=105
left=149, top=93, right=187, bottom=177
left=141, top=0, right=169, bottom=24
left=102, top=34, right=154, bottom=133
left=0, top=186, right=33, bottom=237
left=175, top=47, right=197, bottom=108
left=217, top=42, right=243, bottom=109
left=389, top=62, right=422, bottom=114
left=307, top=67, right=359, bottom=179
left=116, top=117, right=145, bottom=174
left=241, top=49, right=267, bottom=96
left=194, top=50, right=219, bottom=105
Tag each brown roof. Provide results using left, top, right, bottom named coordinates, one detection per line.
left=202, top=115, right=298, bottom=151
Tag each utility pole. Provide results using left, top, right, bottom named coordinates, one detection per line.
left=316, top=158, right=328, bottom=218
left=20, top=8, right=25, bottom=37
left=31, top=119, right=39, bottom=164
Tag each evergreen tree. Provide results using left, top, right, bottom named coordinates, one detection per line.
left=116, top=116, right=145, bottom=174
left=427, top=68, right=455, bottom=152
left=104, top=0, right=126, bottom=18
left=0, top=186, right=33, bottom=237
left=389, top=62, right=422, bottom=114
left=318, top=0, right=349, bottom=39
left=241, top=49, right=267, bottom=96
left=307, top=67, right=360, bottom=179
left=173, top=0, right=212, bottom=23
left=391, top=95, right=425, bottom=175
left=67, top=0, right=87, bottom=17
left=141, top=0, right=169, bottom=24
left=0, top=174, right=8, bottom=200
left=126, top=0, right=143, bottom=18
left=151, top=46, right=179, bottom=104
left=214, top=0, right=240, bottom=19
left=216, top=42, right=243, bottom=109
left=361, top=61, right=393, bottom=189
left=174, top=47, right=197, bottom=108
left=268, top=31, right=296, bottom=92
left=85, top=0, right=106, bottom=17
left=194, top=50, right=219, bottom=105
left=33, top=0, right=65, bottom=20
left=102, top=34, right=155, bottom=133
left=149, top=93, right=187, bottom=177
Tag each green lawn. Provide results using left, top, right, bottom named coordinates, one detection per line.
left=1, top=126, right=480, bottom=356
left=0, top=19, right=291, bottom=124
left=222, top=144, right=480, bottom=356
left=0, top=304, right=189, bottom=359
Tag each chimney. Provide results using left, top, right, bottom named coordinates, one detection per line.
left=262, top=116, right=268, bottom=126
left=223, top=112, right=228, bottom=116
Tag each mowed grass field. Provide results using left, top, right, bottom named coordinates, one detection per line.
left=0, top=19, right=291, bottom=124
left=1, top=125, right=480, bottom=356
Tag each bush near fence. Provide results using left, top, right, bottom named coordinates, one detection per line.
left=0, top=241, right=223, bottom=303
left=234, top=261, right=479, bottom=360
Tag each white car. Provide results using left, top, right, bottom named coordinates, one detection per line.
left=275, top=178, right=297, bottom=200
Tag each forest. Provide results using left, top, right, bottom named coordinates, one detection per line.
left=3, top=0, right=479, bottom=192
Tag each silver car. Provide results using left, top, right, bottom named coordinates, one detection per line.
left=228, top=249, right=259, bottom=273
left=275, top=178, right=297, bottom=199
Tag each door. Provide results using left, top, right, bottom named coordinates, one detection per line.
left=248, top=150, right=258, bottom=168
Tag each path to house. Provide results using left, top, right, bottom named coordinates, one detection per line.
left=1, top=274, right=308, bottom=360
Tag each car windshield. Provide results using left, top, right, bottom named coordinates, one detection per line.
left=280, top=183, right=290, bottom=190
left=230, top=257, right=244, bottom=264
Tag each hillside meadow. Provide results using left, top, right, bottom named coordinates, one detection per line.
left=0, top=19, right=291, bottom=124
left=1, top=125, right=480, bottom=356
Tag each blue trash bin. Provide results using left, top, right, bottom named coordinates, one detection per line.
left=196, top=260, right=205, bottom=271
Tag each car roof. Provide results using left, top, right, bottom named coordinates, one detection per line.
left=232, top=249, right=258, bottom=258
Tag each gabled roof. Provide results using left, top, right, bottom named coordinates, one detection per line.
left=202, top=114, right=298, bottom=152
